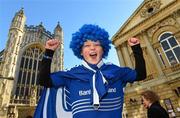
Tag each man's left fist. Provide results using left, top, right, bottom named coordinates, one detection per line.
left=128, top=37, right=140, bottom=46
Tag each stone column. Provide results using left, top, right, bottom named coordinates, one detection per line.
left=0, top=78, right=14, bottom=118
left=121, top=42, right=133, bottom=67
left=116, top=46, right=125, bottom=67
left=142, top=32, right=164, bottom=76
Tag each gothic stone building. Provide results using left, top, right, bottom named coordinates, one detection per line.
left=112, top=0, right=180, bottom=118
left=0, top=8, right=64, bottom=118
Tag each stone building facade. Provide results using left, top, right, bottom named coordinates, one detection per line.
left=112, top=0, right=180, bottom=118
left=0, top=8, right=64, bottom=118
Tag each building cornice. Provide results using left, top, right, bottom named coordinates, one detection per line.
left=112, top=0, right=179, bottom=47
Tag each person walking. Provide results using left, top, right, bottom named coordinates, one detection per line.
left=141, top=90, right=169, bottom=118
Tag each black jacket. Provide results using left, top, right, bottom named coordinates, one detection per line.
left=148, top=102, right=169, bottom=118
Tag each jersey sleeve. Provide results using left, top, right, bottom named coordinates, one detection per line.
left=119, top=67, right=137, bottom=85
left=103, top=64, right=137, bottom=85
left=50, top=71, right=71, bottom=88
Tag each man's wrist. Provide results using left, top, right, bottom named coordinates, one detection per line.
left=131, top=44, right=142, bottom=53
left=43, top=49, right=55, bottom=59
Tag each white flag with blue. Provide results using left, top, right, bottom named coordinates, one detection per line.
left=34, top=87, right=72, bottom=118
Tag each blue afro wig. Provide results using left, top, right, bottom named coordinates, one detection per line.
left=70, top=24, right=111, bottom=59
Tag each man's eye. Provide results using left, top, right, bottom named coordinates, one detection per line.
left=95, top=44, right=101, bottom=46
left=83, top=45, right=90, bottom=47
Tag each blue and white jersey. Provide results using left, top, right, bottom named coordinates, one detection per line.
left=34, top=61, right=137, bottom=118
left=68, top=79, right=124, bottom=118
left=52, top=61, right=136, bottom=118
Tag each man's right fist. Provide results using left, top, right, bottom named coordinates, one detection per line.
left=45, top=39, right=60, bottom=51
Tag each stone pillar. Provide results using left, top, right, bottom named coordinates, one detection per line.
left=0, top=78, right=13, bottom=118
left=142, top=32, right=164, bottom=76
left=116, top=46, right=125, bottom=66
left=121, top=42, right=133, bottom=67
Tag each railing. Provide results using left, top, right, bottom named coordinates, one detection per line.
left=10, top=96, right=30, bottom=105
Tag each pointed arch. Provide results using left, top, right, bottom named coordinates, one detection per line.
left=12, top=42, right=45, bottom=104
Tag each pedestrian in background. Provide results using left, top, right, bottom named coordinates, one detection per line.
left=141, top=90, right=169, bottom=118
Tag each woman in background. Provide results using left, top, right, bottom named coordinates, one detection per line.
left=141, top=90, right=169, bottom=118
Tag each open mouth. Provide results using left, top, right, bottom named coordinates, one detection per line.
left=89, top=52, right=97, bottom=58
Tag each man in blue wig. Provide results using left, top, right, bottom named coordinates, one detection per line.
left=34, top=24, right=146, bottom=118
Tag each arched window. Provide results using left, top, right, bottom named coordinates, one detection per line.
left=14, top=46, right=43, bottom=104
left=159, top=32, right=180, bottom=65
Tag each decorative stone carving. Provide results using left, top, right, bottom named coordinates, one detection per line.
left=147, top=17, right=176, bottom=37
left=147, top=23, right=160, bottom=37
left=177, top=9, right=180, bottom=16
left=0, top=80, right=6, bottom=96
left=30, top=86, right=36, bottom=106
left=140, top=0, right=162, bottom=18
left=173, top=9, right=180, bottom=18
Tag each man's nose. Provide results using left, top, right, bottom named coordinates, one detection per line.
left=90, top=45, right=95, bottom=49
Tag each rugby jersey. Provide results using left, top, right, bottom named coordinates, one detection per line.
left=50, top=61, right=136, bottom=118
left=34, top=44, right=146, bottom=118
